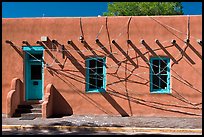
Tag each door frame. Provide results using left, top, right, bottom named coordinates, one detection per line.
left=22, top=46, right=44, bottom=101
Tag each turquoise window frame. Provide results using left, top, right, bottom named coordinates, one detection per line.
left=85, top=57, right=106, bottom=93
left=22, top=46, right=44, bottom=52
left=150, top=57, right=170, bottom=94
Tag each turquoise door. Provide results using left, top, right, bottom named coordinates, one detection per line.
left=22, top=46, right=44, bottom=100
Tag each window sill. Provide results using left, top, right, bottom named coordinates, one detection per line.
left=86, top=88, right=106, bottom=93
left=150, top=91, right=171, bottom=94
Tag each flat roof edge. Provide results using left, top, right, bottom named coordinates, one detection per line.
left=2, top=15, right=202, bottom=19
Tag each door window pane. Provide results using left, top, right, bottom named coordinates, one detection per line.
left=31, top=65, right=42, bottom=80
left=29, top=54, right=42, bottom=60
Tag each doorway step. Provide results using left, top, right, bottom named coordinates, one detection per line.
left=13, top=100, right=42, bottom=120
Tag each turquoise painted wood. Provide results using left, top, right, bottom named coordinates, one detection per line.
left=85, top=57, right=106, bottom=93
left=22, top=46, right=44, bottom=100
left=150, top=57, right=170, bottom=94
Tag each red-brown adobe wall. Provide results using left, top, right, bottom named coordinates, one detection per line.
left=2, top=15, right=202, bottom=117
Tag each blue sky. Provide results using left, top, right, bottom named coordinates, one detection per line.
left=2, top=2, right=202, bottom=18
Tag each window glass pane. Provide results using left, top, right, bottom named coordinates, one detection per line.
left=153, top=75, right=160, bottom=89
left=89, top=68, right=96, bottom=75
left=97, top=75, right=103, bottom=88
left=160, top=75, right=167, bottom=89
left=160, top=60, right=167, bottom=74
left=31, top=65, right=42, bottom=80
left=152, top=60, right=159, bottom=74
left=89, top=76, right=96, bottom=89
left=89, top=59, right=96, bottom=75
left=29, top=54, right=42, bottom=60
left=97, top=59, right=103, bottom=74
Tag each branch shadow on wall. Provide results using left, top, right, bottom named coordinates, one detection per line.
left=95, top=39, right=122, bottom=74
left=127, top=40, right=150, bottom=66
left=140, top=40, right=158, bottom=57
left=111, top=40, right=138, bottom=117
left=5, top=41, right=24, bottom=58
left=100, top=92, right=129, bottom=117
left=112, top=40, right=138, bottom=68
left=96, top=39, right=121, bottom=66
left=172, top=42, right=195, bottom=65
left=47, top=67, right=85, bottom=85
left=49, top=69, right=114, bottom=115
left=39, top=41, right=64, bottom=69
left=107, top=87, right=201, bottom=110
left=106, top=89, right=201, bottom=117
left=171, top=69, right=202, bottom=93
left=107, top=73, right=149, bottom=87
left=83, top=41, right=98, bottom=56
left=68, top=40, right=86, bottom=60
left=127, top=40, right=200, bottom=92
left=155, top=40, right=178, bottom=64
left=186, top=42, right=202, bottom=60
left=63, top=46, right=86, bottom=77
left=39, top=38, right=201, bottom=117
left=42, top=38, right=57, bottom=50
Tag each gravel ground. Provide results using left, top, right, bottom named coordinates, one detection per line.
left=2, top=115, right=202, bottom=129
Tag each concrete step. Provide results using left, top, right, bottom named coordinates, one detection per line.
left=30, top=108, right=42, bottom=113
left=13, top=111, right=42, bottom=118
left=14, top=102, right=43, bottom=118
left=31, top=104, right=42, bottom=109
left=18, top=105, right=33, bottom=109
left=15, top=108, right=32, bottom=113
left=21, top=112, right=42, bottom=117
left=18, top=104, right=42, bottom=109
left=15, top=108, right=42, bottom=114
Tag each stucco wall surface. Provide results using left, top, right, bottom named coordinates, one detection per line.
left=2, top=15, right=202, bottom=117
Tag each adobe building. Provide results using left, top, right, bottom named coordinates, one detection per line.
left=2, top=15, right=202, bottom=118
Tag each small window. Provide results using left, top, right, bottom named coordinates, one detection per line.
left=31, top=65, right=42, bottom=80
left=150, top=57, right=170, bottom=93
left=86, top=57, right=106, bottom=92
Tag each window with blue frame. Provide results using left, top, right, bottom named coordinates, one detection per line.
left=85, top=57, right=106, bottom=92
left=150, top=57, right=170, bottom=93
